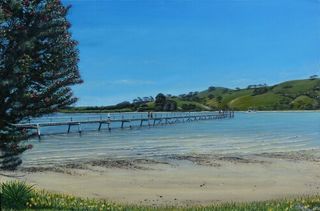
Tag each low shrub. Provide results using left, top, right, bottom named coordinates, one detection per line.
left=1, top=180, right=34, bottom=209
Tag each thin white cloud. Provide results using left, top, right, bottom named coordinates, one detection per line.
left=77, top=79, right=156, bottom=89
left=112, top=79, right=155, bottom=85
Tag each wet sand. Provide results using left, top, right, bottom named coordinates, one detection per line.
left=1, top=150, right=320, bottom=206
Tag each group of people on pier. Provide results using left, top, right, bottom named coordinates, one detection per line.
left=105, top=110, right=233, bottom=121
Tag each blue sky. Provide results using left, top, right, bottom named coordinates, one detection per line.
left=63, top=0, right=320, bottom=106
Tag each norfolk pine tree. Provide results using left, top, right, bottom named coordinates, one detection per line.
left=0, top=0, right=82, bottom=170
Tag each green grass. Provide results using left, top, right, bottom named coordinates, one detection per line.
left=198, top=87, right=232, bottom=98
left=205, top=98, right=220, bottom=108
left=290, top=95, right=318, bottom=110
left=1, top=180, right=34, bottom=209
left=272, top=79, right=320, bottom=95
left=1, top=181, right=320, bottom=211
left=173, top=99, right=212, bottom=111
left=228, top=93, right=284, bottom=110
left=221, top=89, right=254, bottom=105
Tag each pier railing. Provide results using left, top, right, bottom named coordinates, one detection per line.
left=14, top=111, right=235, bottom=139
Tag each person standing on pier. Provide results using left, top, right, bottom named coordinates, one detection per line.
left=107, top=113, right=111, bottom=122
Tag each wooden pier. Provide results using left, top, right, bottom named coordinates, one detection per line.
left=14, top=111, right=235, bottom=139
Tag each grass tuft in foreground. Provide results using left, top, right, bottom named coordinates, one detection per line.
left=1, top=180, right=34, bottom=209
left=1, top=180, right=320, bottom=210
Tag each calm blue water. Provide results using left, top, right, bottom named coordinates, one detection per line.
left=21, top=112, right=320, bottom=167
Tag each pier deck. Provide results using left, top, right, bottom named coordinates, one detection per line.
left=14, top=111, right=235, bottom=139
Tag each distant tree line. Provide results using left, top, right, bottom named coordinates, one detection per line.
left=132, top=96, right=154, bottom=105
left=310, top=75, right=319, bottom=80
left=179, top=92, right=202, bottom=103
left=247, top=83, right=267, bottom=89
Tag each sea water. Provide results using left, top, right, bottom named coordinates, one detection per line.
left=21, top=112, right=320, bottom=166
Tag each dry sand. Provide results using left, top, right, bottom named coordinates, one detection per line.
left=1, top=151, right=320, bottom=206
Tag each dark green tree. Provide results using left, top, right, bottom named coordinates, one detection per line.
left=155, top=93, right=166, bottom=111
left=0, top=0, right=82, bottom=170
left=208, top=86, right=216, bottom=91
left=252, top=87, right=269, bottom=96
left=208, top=94, right=215, bottom=99
left=309, top=75, right=319, bottom=80
left=163, top=100, right=177, bottom=111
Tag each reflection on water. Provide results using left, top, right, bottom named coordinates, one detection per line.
left=22, top=112, right=320, bottom=167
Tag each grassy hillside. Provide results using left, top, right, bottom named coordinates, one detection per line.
left=63, top=78, right=320, bottom=112
left=163, top=78, right=320, bottom=111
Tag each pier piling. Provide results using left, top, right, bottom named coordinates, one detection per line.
left=14, top=111, right=235, bottom=137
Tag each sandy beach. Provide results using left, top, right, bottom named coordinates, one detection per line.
left=1, top=150, right=320, bottom=206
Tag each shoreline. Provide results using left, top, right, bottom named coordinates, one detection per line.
left=1, top=150, right=320, bottom=205
left=19, top=149, right=320, bottom=172
left=251, top=110, right=320, bottom=113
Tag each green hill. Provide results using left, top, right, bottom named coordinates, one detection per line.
left=160, top=78, right=320, bottom=111
left=176, top=78, right=320, bottom=111
left=63, top=78, right=320, bottom=112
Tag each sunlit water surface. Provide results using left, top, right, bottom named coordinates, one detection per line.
left=22, top=112, right=320, bottom=167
